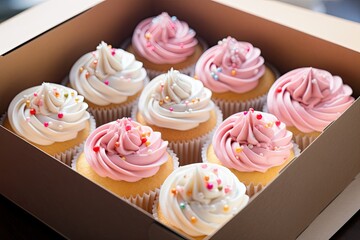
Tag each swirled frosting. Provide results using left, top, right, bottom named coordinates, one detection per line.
left=84, top=118, right=169, bottom=182
left=69, top=41, right=147, bottom=106
left=138, top=69, right=215, bottom=130
left=195, top=36, right=265, bottom=93
left=132, top=12, right=198, bottom=64
left=267, top=67, right=354, bottom=133
left=159, top=163, right=249, bottom=237
left=8, top=83, right=90, bottom=145
left=212, top=109, right=293, bottom=172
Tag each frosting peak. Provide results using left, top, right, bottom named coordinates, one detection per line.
left=159, top=163, right=249, bottom=237
left=8, top=83, right=90, bottom=145
left=69, top=41, right=147, bottom=106
left=212, top=110, right=293, bottom=172
left=138, top=69, right=215, bottom=130
left=195, top=36, right=265, bottom=93
left=267, top=67, right=354, bottom=132
left=132, top=12, right=198, bottom=64
left=84, top=118, right=169, bottom=182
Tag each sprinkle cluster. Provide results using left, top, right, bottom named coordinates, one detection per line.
left=170, top=163, right=233, bottom=224
left=24, top=86, right=70, bottom=128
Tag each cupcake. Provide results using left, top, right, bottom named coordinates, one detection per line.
left=72, top=118, right=178, bottom=213
left=195, top=36, right=276, bottom=119
left=153, top=163, right=249, bottom=239
left=3, top=83, right=95, bottom=165
left=266, top=67, right=354, bottom=150
left=126, top=12, right=206, bottom=79
left=203, top=109, right=299, bottom=196
left=133, top=68, right=222, bottom=165
left=69, top=41, right=148, bottom=125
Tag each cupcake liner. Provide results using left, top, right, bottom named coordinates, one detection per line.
left=152, top=194, right=160, bottom=220
left=1, top=112, right=96, bottom=166
left=213, top=93, right=267, bottom=120
left=88, top=99, right=135, bottom=126
left=72, top=147, right=179, bottom=213
left=133, top=106, right=223, bottom=166
left=202, top=140, right=301, bottom=198
left=62, top=76, right=149, bottom=126
left=121, top=38, right=208, bottom=79
left=293, top=133, right=318, bottom=151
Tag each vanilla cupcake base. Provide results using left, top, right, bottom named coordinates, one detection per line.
left=211, top=65, right=277, bottom=119
left=1, top=114, right=96, bottom=165
left=72, top=149, right=179, bottom=213
left=202, top=141, right=300, bottom=197
left=132, top=106, right=223, bottom=165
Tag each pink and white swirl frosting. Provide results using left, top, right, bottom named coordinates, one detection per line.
left=8, top=83, right=90, bottom=145
left=138, top=69, right=215, bottom=130
left=132, top=12, right=198, bottom=64
left=159, top=163, right=249, bottom=237
left=267, top=67, right=354, bottom=133
left=195, top=36, right=265, bottom=93
left=69, top=41, right=147, bottom=106
left=84, top=118, right=169, bottom=182
left=212, top=110, right=293, bottom=172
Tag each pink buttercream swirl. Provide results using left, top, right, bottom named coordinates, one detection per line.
left=212, top=110, right=293, bottom=172
left=195, top=36, right=265, bottom=93
left=84, top=118, right=169, bottom=182
left=267, top=67, right=354, bottom=133
left=132, top=12, right=198, bottom=64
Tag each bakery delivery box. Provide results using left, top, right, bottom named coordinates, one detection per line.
left=0, top=0, right=360, bottom=239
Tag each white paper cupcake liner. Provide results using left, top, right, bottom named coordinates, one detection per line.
left=1, top=112, right=96, bottom=166
left=62, top=76, right=149, bottom=126
left=72, top=147, right=179, bottom=213
left=214, top=93, right=267, bottom=120
left=202, top=140, right=300, bottom=197
left=293, top=133, right=318, bottom=151
left=88, top=100, right=136, bottom=126
left=132, top=106, right=223, bottom=166
left=152, top=194, right=160, bottom=220
left=121, top=38, right=208, bottom=79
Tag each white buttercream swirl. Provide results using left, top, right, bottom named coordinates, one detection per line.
left=138, top=69, right=215, bottom=130
left=69, top=41, right=147, bottom=106
left=159, top=163, right=249, bottom=237
left=8, top=83, right=90, bottom=145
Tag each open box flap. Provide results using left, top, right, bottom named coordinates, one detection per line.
left=0, top=0, right=103, bottom=56
left=215, top=0, right=360, bottom=53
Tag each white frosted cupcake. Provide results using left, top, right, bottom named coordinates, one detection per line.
left=69, top=41, right=148, bottom=125
left=153, top=163, right=249, bottom=239
left=132, top=68, right=222, bottom=165
left=3, top=83, right=95, bottom=164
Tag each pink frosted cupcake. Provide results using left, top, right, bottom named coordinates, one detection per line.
left=203, top=109, right=299, bottom=196
left=126, top=12, right=206, bottom=78
left=195, top=36, right=276, bottom=119
left=72, top=118, right=178, bottom=212
left=267, top=67, right=354, bottom=150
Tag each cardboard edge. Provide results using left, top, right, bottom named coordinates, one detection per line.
left=214, top=0, right=360, bottom=53
left=0, top=0, right=103, bottom=55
